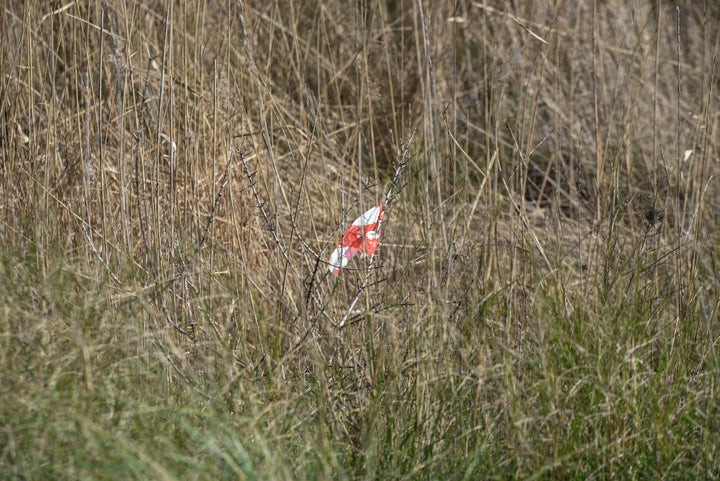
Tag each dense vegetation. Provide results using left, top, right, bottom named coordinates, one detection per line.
left=2, top=1, right=719, bottom=479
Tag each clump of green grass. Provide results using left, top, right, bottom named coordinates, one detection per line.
left=2, top=1, right=720, bottom=479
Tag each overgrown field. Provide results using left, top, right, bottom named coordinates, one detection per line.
left=2, top=1, right=720, bottom=479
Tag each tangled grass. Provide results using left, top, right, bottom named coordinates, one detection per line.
left=1, top=1, right=720, bottom=479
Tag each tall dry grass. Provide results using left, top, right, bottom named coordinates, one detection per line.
left=2, top=1, right=720, bottom=479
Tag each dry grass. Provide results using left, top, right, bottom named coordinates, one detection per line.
left=2, top=1, right=720, bottom=479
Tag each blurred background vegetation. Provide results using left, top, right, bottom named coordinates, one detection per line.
left=1, top=1, right=719, bottom=479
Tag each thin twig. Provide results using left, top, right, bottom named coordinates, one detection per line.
left=240, top=149, right=291, bottom=266
left=189, top=148, right=233, bottom=264
left=337, top=129, right=416, bottom=329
